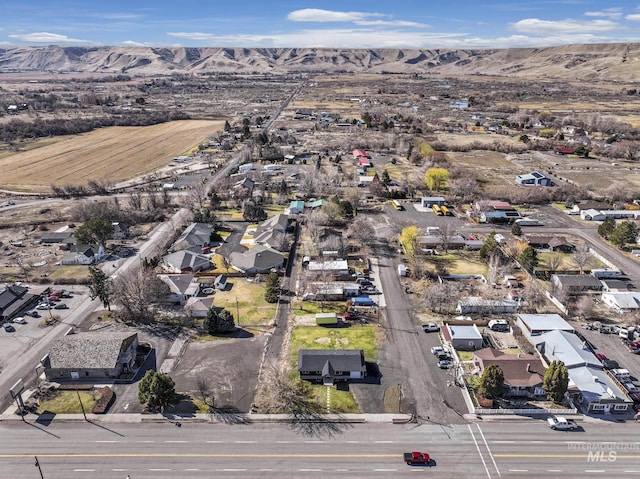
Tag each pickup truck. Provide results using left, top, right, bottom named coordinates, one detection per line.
left=404, top=451, right=432, bottom=465
left=547, top=416, right=579, bottom=430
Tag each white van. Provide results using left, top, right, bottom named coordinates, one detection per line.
left=611, top=369, right=631, bottom=380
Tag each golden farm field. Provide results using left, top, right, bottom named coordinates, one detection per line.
left=0, top=120, right=222, bottom=192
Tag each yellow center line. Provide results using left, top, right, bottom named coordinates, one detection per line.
left=495, top=454, right=640, bottom=459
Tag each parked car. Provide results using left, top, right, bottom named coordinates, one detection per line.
left=600, top=326, right=614, bottom=334
left=422, top=323, right=440, bottom=333
left=36, top=304, right=50, bottom=310
left=25, top=310, right=40, bottom=318
left=53, top=303, right=68, bottom=310
left=11, top=317, right=26, bottom=324
left=436, top=351, right=453, bottom=361
left=3, top=322, right=15, bottom=332
left=595, top=352, right=608, bottom=361
left=431, top=346, right=445, bottom=356
left=488, top=319, right=509, bottom=332
left=602, top=359, right=620, bottom=370
left=438, top=359, right=453, bottom=369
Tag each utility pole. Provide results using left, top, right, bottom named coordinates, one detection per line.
left=76, top=388, right=88, bottom=421
left=34, top=456, right=44, bottom=479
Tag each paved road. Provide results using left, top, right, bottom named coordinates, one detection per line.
left=372, top=215, right=468, bottom=423
left=0, top=419, right=638, bottom=478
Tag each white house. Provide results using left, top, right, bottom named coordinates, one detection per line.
left=580, top=209, right=606, bottom=221
left=601, top=292, right=640, bottom=312
left=60, top=245, right=106, bottom=265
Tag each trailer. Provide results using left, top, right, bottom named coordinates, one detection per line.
left=315, top=313, right=338, bottom=326
left=351, top=297, right=376, bottom=307
left=397, top=264, right=408, bottom=277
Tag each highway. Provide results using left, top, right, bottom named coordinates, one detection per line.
left=0, top=419, right=638, bottom=478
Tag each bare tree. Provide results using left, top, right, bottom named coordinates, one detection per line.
left=111, top=265, right=171, bottom=323
left=128, top=190, right=143, bottom=210
left=546, top=252, right=564, bottom=273
left=574, top=296, right=595, bottom=320
left=196, top=377, right=215, bottom=411
left=434, top=219, right=457, bottom=253
left=347, top=216, right=375, bottom=246
left=572, top=246, right=591, bottom=274
left=189, top=180, right=209, bottom=210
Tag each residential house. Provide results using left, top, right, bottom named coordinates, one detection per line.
left=0, top=284, right=38, bottom=321
left=525, top=235, right=575, bottom=253
left=253, top=214, right=291, bottom=251
left=172, top=223, right=213, bottom=252
left=515, top=171, right=554, bottom=186
left=184, top=297, right=214, bottom=318
left=473, top=348, right=546, bottom=398
left=229, top=244, right=284, bottom=274
left=60, top=244, right=105, bottom=265
left=358, top=176, right=375, bottom=187
left=298, top=349, right=367, bottom=385
left=443, top=324, right=483, bottom=350
left=40, top=231, right=75, bottom=244
left=306, top=199, right=326, bottom=209
left=287, top=200, right=305, bottom=215
left=532, top=330, right=632, bottom=413
left=601, top=291, right=640, bottom=313
left=111, top=222, right=130, bottom=240
left=456, top=297, right=519, bottom=314
left=307, top=260, right=349, bottom=278
left=305, top=281, right=361, bottom=301
left=474, top=200, right=521, bottom=223
left=352, top=149, right=370, bottom=160
left=162, top=250, right=211, bottom=273
left=516, top=313, right=575, bottom=339
left=44, top=332, right=139, bottom=381
left=551, top=274, right=602, bottom=294
left=158, top=274, right=200, bottom=304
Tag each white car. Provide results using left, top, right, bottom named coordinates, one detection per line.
left=11, top=316, right=26, bottom=324
left=431, top=346, right=445, bottom=356
left=422, top=323, right=440, bottom=333
left=36, top=304, right=50, bottom=310
left=547, top=416, right=579, bottom=430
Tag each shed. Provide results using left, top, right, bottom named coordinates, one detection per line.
left=214, top=274, right=228, bottom=291
left=421, top=196, right=446, bottom=208
left=444, top=324, right=483, bottom=350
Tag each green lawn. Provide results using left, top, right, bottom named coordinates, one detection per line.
left=292, top=301, right=346, bottom=316
left=213, top=279, right=277, bottom=325
left=429, top=251, right=488, bottom=276
left=311, top=384, right=361, bottom=413
left=289, top=326, right=378, bottom=361
left=37, top=390, right=97, bottom=414
left=48, top=265, right=91, bottom=281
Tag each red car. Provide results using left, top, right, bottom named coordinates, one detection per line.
left=595, top=352, right=608, bottom=361
left=404, top=452, right=433, bottom=466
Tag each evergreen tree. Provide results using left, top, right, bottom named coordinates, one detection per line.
left=478, top=364, right=504, bottom=399
left=597, top=217, right=616, bottom=239
left=138, top=370, right=176, bottom=412
left=519, top=246, right=539, bottom=272
left=610, top=221, right=638, bottom=249
left=88, top=265, right=112, bottom=311
left=543, top=360, right=569, bottom=403
left=479, top=232, right=499, bottom=259
left=511, top=222, right=522, bottom=236
left=264, top=271, right=280, bottom=303
left=204, top=308, right=236, bottom=334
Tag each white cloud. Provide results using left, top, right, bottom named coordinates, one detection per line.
left=287, top=8, right=383, bottom=23
left=585, top=8, right=623, bottom=19
left=626, top=14, right=640, bottom=21
left=354, top=20, right=428, bottom=27
left=122, top=40, right=146, bottom=46
left=511, top=18, right=619, bottom=34
left=8, top=32, right=90, bottom=43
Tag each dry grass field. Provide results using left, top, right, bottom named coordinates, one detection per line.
left=0, top=120, right=222, bottom=192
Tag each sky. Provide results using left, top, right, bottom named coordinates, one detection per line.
left=2, top=1, right=640, bottom=49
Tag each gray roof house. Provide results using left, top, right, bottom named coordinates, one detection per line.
left=184, top=296, right=214, bottom=318
left=298, top=349, right=367, bottom=385
left=40, top=231, right=75, bottom=244
left=551, top=274, right=602, bottom=293
left=172, top=223, right=213, bottom=251
left=229, top=245, right=284, bottom=274
left=532, top=330, right=632, bottom=414
left=162, top=250, right=211, bottom=273
left=253, top=214, right=291, bottom=251
left=158, top=273, right=200, bottom=304
left=44, top=332, right=139, bottom=381
left=60, top=244, right=106, bottom=265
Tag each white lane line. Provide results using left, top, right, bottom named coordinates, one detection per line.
left=468, top=424, right=492, bottom=479
left=528, top=441, right=545, bottom=444
left=346, top=441, right=359, bottom=443
left=508, top=469, right=528, bottom=472
left=299, top=469, right=322, bottom=472
left=137, top=440, right=155, bottom=443
left=476, top=423, right=501, bottom=477
left=336, top=469, right=349, bottom=471
left=277, top=441, right=293, bottom=444
left=235, top=440, right=256, bottom=443
left=548, top=470, right=562, bottom=473
left=185, top=469, right=199, bottom=471
left=261, top=469, right=274, bottom=471
left=374, top=440, right=394, bottom=443
left=206, top=440, right=222, bottom=443
left=585, top=471, right=605, bottom=473
left=492, top=440, right=515, bottom=444
left=222, top=469, right=247, bottom=472
left=112, top=469, right=126, bottom=472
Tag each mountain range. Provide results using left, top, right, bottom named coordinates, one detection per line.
left=0, top=44, right=638, bottom=81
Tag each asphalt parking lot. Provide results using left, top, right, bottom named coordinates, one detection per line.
left=579, top=326, right=640, bottom=381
